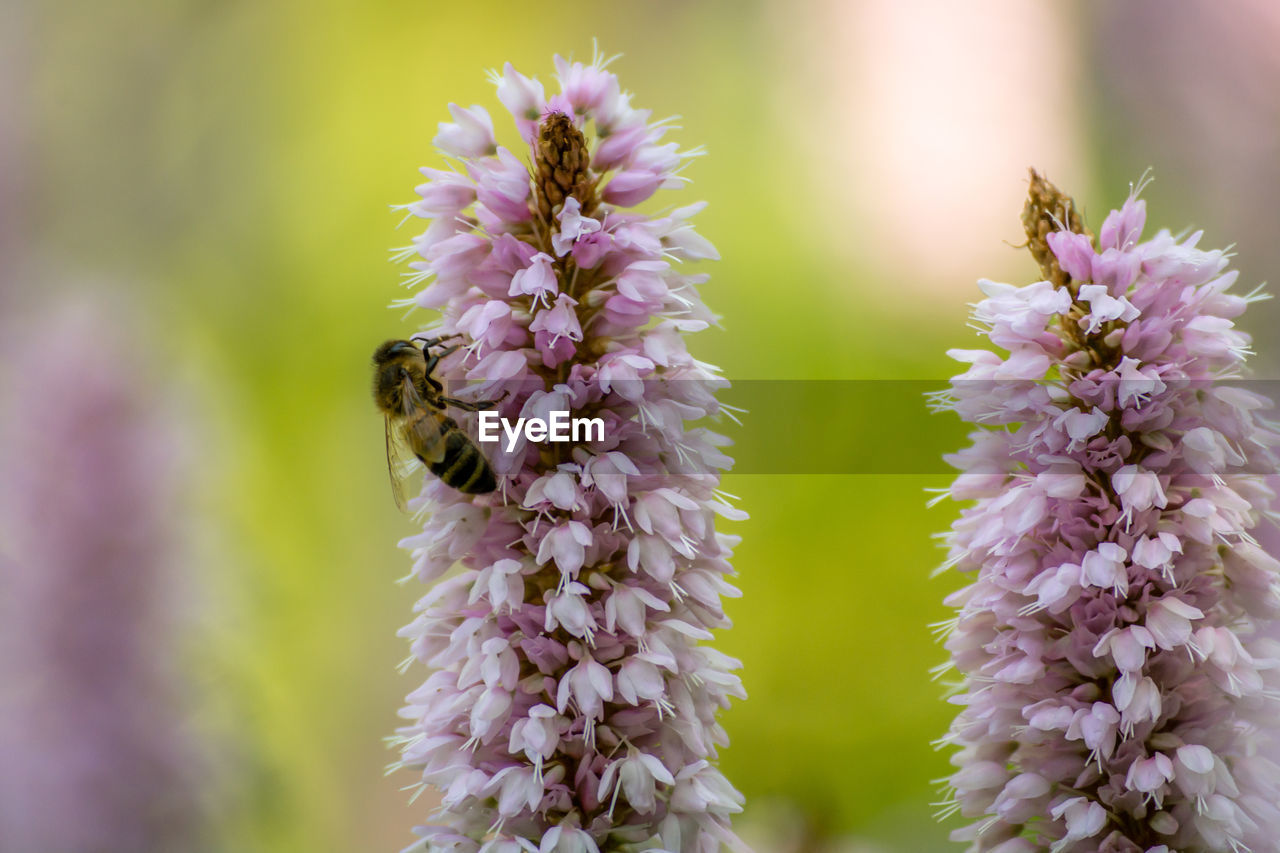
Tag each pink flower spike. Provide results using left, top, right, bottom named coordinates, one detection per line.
left=938, top=173, right=1280, bottom=852
left=0, top=302, right=204, bottom=851
left=390, top=53, right=745, bottom=853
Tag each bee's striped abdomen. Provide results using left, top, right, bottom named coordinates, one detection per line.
left=427, top=431, right=496, bottom=494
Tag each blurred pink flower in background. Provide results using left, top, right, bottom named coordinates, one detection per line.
left=387, top=51, right=748, bottom=852
left=773, top=0, right=1085, bottom=296
left=0, top=298, right=206, bottom=851
left=936, top=175, right=1280, bottom=851
left=1092, top=0, right=1280, bottom=347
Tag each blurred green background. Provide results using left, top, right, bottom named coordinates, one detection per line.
left=8, top=1, right=1280, bottom=851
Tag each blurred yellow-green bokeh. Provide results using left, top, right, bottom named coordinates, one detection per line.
left=8, top=1, right=1280, bottom=851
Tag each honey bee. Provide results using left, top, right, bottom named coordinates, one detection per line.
left=372, top=335, right=501, bottom=503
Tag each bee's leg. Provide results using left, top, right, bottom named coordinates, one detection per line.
left=422, top=344, right=462, bottom=375
left=441, top=390, right=508, bottom=412
left=411, top=333, right=462, bottom=351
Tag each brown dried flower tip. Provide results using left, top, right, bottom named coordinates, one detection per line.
left=534, top=112, right=597, bottom=221
left=1022, top=168, right=1092, bottom=291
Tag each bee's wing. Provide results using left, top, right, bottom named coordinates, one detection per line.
left=384, top=414, right=418, bottom=513
left=385, top=374, right=430, bottom=512
left=398, top=370, right=453, bottom=467
left=403, top=407, right=450, bottom=465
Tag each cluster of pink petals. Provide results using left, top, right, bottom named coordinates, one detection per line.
left=0, top=303, right=200, bottom=851
left=936, top=186, right=1280, bottom=851
left=388, top=52, right=747, bottom=852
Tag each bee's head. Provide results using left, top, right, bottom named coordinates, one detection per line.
left=372, top=339, right=423, bottom=367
